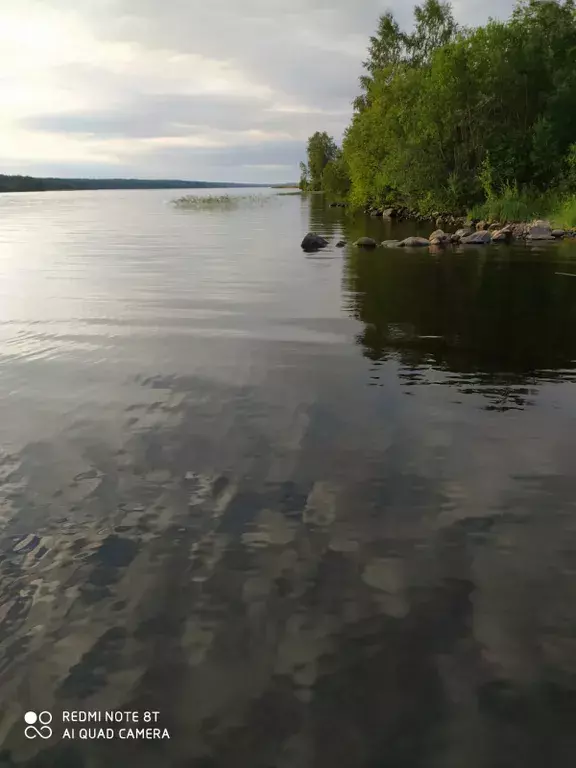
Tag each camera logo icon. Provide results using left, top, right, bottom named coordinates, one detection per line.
left=24, top=711, right=53, bottom=739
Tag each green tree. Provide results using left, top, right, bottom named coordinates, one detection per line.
left=299, top=161, right=309, bottom=191
left=306, top=132, right=338, bottom=191
left=409, top=0, right=459, bottom=66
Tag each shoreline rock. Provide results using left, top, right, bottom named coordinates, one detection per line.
left=354, top=237, right=378, bottom=248
left=301, top=215, right=576, bottom=253
left=460, top=230, right=493, bottom=244
left=398, top=237, right=431, bottom=248
left=301, top=232, right=329, bottom=251
left=428, top=230, right=452, bottom=245
left=527, top=220, right=554, bottom=241
left=359, top=203, right=576, bottom=242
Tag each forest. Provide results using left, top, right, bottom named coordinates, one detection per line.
left=300, top=0, right=576, bottom=225
left=0, top=175, right=267, bottom=193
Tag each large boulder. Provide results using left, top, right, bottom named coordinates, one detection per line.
left=461, top=230, right=492, bottom=245
left=354, top=237, right=378, bottom=248
left=455, top=227, right=474, bottom=238
left=301, top=232, right=329, bottom=251
left=527, top=220, right=554, bottom=241
left=398, top=237, right=431, bottom=248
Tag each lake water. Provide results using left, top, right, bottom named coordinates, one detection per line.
left=1, top=188, right=576, bottom=767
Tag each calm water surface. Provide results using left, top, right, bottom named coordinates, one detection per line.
left=1, top=189, right=576, bottom=767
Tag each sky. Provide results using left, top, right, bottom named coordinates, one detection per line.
left=1, top=0, right=517, bottom=184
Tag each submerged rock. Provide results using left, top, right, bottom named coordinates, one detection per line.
left=336, top=240, right=347, bottom=247
left=381, top=240, right=402, bottom=248
left=354, top=237, right=378, bottom=248
left=398, top=237, right=431, bottom=248
left=301, top=232, right=329, bottom=251
left=461, top=230, right=492, bottom=244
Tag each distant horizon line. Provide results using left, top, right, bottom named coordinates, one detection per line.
left=0, top=172, right=297, bottom=186
left=0, top=174, right=299, bottom=193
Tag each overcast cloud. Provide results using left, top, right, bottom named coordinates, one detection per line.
left=1, top=0, right=516, bottom=183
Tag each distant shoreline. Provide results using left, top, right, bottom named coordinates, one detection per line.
left=0, top=175, right=275, bottom=194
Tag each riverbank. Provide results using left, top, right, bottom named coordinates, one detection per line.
left=362, top=204, right=576, bottom=242
left=302, top=217, right=576, bottom=252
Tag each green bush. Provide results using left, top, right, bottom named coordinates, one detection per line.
left=551, top=196, right=576, bottom=229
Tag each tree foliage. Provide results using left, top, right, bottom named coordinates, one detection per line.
left=322, top=151, right=351, bottom=197
left=303, top=0, right=576, bottom=214
left=303, top=131, right=338, bottom=191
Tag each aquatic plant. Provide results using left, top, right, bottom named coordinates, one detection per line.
left=171, top=194, right=273, bottom=209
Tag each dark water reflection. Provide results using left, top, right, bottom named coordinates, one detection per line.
left=1, top=191, right=576, bottom=767
left=313, top=194, right=576, bottom=411
left=344, top=245, right=576, bottom=410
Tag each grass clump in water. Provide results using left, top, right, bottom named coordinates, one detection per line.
left=172, top=194, right=272, bottom=209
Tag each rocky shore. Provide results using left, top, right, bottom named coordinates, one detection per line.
left=301, top=218, right=576, bottom=252
left=350, top=219, right=574, bottom=249
left=364, top=206, right=576, bottom=243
